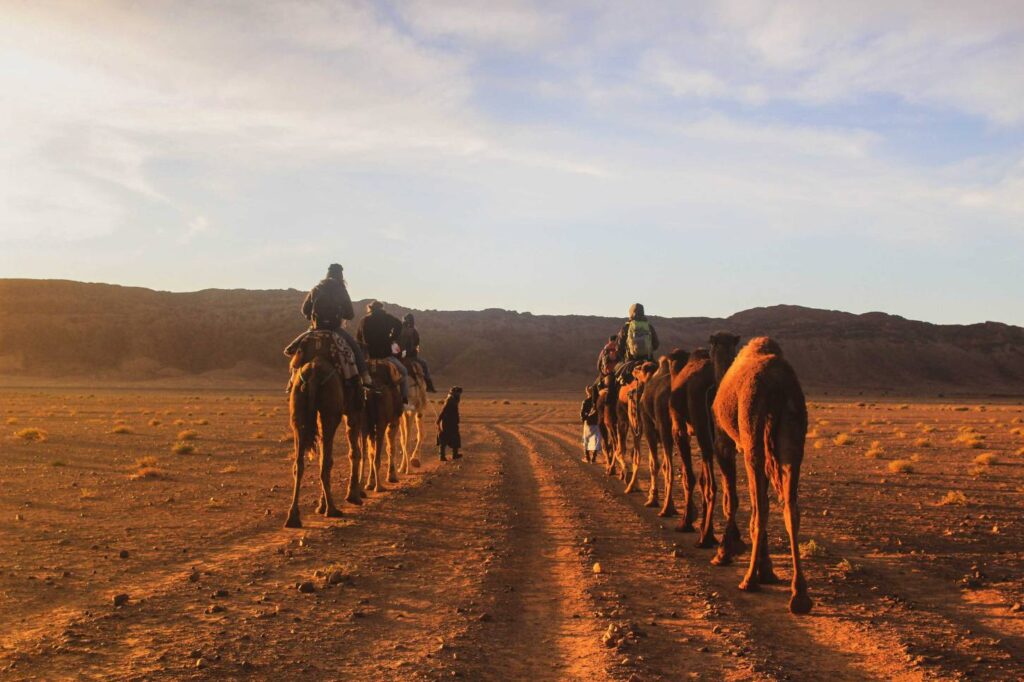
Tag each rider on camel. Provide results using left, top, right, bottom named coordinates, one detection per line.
left=356, top=300, right=409, bottom=405
left=284, top=263, right=372, bottom=389
left=615, top=302, right=659, bottom=368
left=399, top=313, right=438, bottom=393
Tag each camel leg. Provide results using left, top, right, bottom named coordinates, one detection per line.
left=318, top=416, right=343, bottom=518
left=643, top=427, right=659, bottom=508
left=783, top=463, right=812, bottom=614
left=673, top=428, right=697, bottom=533
left=399, top=414, right=410, bottom=475
left=344, top=419, right=363, bottom=505
left=738, top=452, right=767, bottom=592
left=368, top=434, right=383, bottom=492
left=712, top=438, right=745, bottom=565
left=658, top=423, right=678, bottom=518
left=386, top=423, right=399, bottom=484
left=285, top=427, right=308, bottom=529
left=410, top=414, right=422, bottom=468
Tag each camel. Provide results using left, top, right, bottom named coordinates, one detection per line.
left=284, top=332, right=363, bottom=529
left=638, top=357, right=685, bottom=520
left=398, top=360, right=427, bottom=474
left=361, top=359, right=403, bottom=493
left=613, top=373, right=644, bottom=492
left=713, top=337, right=812, bottom=615
left=669, top=333, right=745, bottom=564
left=596, top=376, right=618, bottom=473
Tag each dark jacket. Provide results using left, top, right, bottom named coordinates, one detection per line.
left=357, top=309, right=403, bottom=360
left=399, top=325, right=421, bottom=359
left=436, top=395, right=461, bottom=448
left=616, top=317, right=659, bottom=360
left=580, top=396, right=598, bottom=425
left=301, top=278, right=354, bottom=330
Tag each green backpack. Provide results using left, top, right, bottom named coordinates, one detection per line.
left=627, top=320, right=652, bottom=359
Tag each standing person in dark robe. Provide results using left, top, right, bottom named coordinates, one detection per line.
left=436, top=386, right=463, bottom=461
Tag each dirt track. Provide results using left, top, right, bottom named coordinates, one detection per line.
left=1, top=391, right=1022, bottom=680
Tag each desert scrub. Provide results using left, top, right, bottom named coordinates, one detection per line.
left=194, top=418, right=210, bottom=426
left=799, top=539, right=827, bottom=559
left=833, top=433, right=853, bottom=446
left=887, top=459, right=915, bottom=474
left=953, top=427, right=984, bottom=449
left=177, top=429, right=198, bottom=441
left=148, top=419, right=161, bottom=427
left=14, top=427, right=47, bottom=442
left=171, top=442, right=196, bottom=455
left=251, top=432, right=265, bottom=440
left=973, top=452, right=998, bottom=466
left=913, top=437, right=931, bottom=448
left=938, top=490, right=968, bottom=506
left=111, top=424, right=134, bottom=435
left=864, top=441, right=884, bottom=459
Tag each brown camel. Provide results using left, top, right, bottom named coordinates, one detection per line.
left=284, top=333, right=362, bottom=529
left=361, top=359, right=403, bottom=492
left=596, top=376, right=618, bottom=473
left=614, top=374, right=643, bottom=491
left=638, top=357, right=686, bottom=520
left=713, top=336, right=812, bottom=615
left=669, top=333, right=746, bottom=563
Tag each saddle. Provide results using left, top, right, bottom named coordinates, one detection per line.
left=402, top=358, right=425, bottom=383
left=291, top=331, right=358, bottom=380
left=368, top=358, right=402, bottom=385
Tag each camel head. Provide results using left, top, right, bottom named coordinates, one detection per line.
left=633, top=361, right=658, bottom=384
left=667, top=348, right=690, bottom=376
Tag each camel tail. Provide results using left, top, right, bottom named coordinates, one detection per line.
left=763, top=409, right=785, bottom=500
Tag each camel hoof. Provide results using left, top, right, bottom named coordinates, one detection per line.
left=643, top=498, right=658, bottom=508
left=658, top=506, right=678, bottom=518
left=315, top=502, right=326, bottom=515
left=284, top=513, right=302, bottom=529
left=789, top=593, right=813, bottom=615
left=675, top=522, right=696, bottom=533
left=760, top=570, right=782, bottom=585
left=738, top=579, right=760, bottom=592
left=386, top=474, right=399, bottom=484
left=345, top=493, right=363, bottom=506
left=695, top=536, right=718, bottom=549
left=324, top=507, right=343, bottom=518
left=411, top=458, right=421, bottom=468
left=374, top=485, right=387, bottom=493
left=710, top=551, right=733, bottom=567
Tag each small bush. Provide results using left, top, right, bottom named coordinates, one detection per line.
left=177, top=430, right=198, bottom=441
left=799, top=539, right=827, bottom=559
left=172, top=442, right=195, bottom=455
left=148, top=419, right=161, bottom=427
left=888, top=459, right=914, bottom=474
left=134, top=456, right=158, bottom=468
left=938, top=490, right=968, bottom=506
left=833, top=433, right=853, bottom=446
left=111, top=424, right=134, bottom=435
left=14, top=427, right=47, bottom=442
left=195, top=419, right=209, bottom=426
left=973, top=452, right=998, bottom=466
left=913, top=437, right=931, bottom=448
left=251, top=432, right=265, bottom=440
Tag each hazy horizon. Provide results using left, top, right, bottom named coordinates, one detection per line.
left=2, top=2, right=1023, bottom=326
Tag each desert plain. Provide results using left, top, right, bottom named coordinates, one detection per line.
left=1, top=388, right=1022, bottom=681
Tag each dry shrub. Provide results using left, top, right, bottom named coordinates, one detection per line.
left=14, top=427, right=47, bottom=442
left=6, top=417, right=18, bottom=425
left=806, top=428, right=820, bottom=438
left=799, top=539, right=827, bottom=559
left=80, top=488, right=100, bottom=500
left=968, top=464, right=988, bottom=477
left=173, top=418, right=186, bottom=426
left=920, top=425, right=937, bottom=433
left=172, top=442, right=195, bottom=455
left=177, top=429, right=198, bottom=441
left=813, top=439, right=825, bottom=450
left=135, top=456, right=158, bottom=468
left=953, top=427, right=984, bottom=449
left=251, top=432, right=265, bottom=440
left=899, top=404, right=910, bottom=410
left=833, top=433, right=853, bottom=446
left=220, top=465, right=239, bottom=474
left=111, top=424, right=134, bottom=435
left=938, top=490, right=968, bottom=506
left=865, top=441, right=884, bottom=459
left=973, top=452, right=998, bottom=466
left=913, top=437, right=931, bottom=448
left=888, top=459, right=915, bottom=474
left=148, top=419, right=161, bottom=426
left=195, top=418, right=210, bottom=426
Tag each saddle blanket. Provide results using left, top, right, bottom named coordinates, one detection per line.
left=582, top=423, right=603, bottom=453
left=289, top=331, right=358, bottom=380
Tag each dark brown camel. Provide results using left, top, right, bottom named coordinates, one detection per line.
left=284, top=333, right=362, bottom=528
left=361, top=359, right=403, bottom=493
left=713, top=336, right=812, bottom=615
left=669, top=333, right=745, bottom=563
left=596, top=376, right=618, bottom=474
left=638, top=357, right=686, bottom=520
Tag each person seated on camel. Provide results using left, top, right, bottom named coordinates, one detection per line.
left=284, top=263, right=372, bottom=389
left=597, top=334, right=619, bottom=377
left=356, top=300, right=409, bottom=405
left=614, top=302, right=659, bottom=379
left=399, top=313, right=437, bottom=393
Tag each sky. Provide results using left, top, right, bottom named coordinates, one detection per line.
left=1, top=1, right=1023, bottom=325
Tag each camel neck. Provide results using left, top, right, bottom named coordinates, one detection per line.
left=712, top=352, right=735, bottom=383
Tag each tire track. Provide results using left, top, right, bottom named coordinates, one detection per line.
left=528, top=423, right=924, bottom=682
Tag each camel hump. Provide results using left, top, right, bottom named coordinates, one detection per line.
left=741, top=336, right=784, bottom=359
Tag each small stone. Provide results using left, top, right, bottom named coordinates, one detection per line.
left=673, top=548, right=685, bottom=558
left=212, top=589, right=229, bottom=598
left=118, top=550, right=129, bottom=559
left=592, top=562, right=603, bottom=574
left=297, top=581, right=316, bottom=594
left=15, top=514, right=23, bottom=521
left=194, top=658, right=206, bottom=669
left=206, top=604, right=225, bottom=614
left=112, top=593, right=129, bottom=607
left=189, top=649, right=203, bottom=659
left=477, top=612, right=492, bottom=622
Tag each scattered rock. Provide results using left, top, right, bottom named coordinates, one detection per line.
left=112, top=593, right=129, bottom=607
left=15, top=514, right=23, bottom=521
left=297, top=581, right=316, bottom=594
left=477, top=612, right=492, bottom=622
left=212, top=589, right=230, bottom=598
left=206, top=604, right=226, bottom=614
left=194, top=658, right=206, bottom=669
left=118, top=550, right=130, bottom=559
left=592, top=562, right=603, bottom=574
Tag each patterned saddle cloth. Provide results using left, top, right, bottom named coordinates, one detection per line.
left=292, top=331, right=358, bottom=380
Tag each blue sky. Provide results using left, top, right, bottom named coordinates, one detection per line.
left=2, top=1, right=1023, bottom=324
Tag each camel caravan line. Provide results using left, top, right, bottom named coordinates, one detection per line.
left=592, top=330, right=812, bottom=615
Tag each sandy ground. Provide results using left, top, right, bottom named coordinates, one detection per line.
left=0, top=389, right=1022, bottom=681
